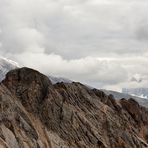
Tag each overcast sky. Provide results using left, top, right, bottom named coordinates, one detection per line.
left=1, top=0, right=148, bottom=91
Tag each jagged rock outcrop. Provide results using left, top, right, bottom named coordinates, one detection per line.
left=0, top=67, right=148, bottom=148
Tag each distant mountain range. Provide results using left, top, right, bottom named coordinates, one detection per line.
left=122, top=88, right=148, bottom=99
left=103, top=89, right=148, bottom=108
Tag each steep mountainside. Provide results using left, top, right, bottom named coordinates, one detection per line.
left=0, top=57, right=19, bottom=81
left=0, top=67, right=148, bottom=148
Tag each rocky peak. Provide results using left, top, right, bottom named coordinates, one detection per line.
left=0, top=67, right=148, bottom=148
left=3, top=67, right=51, bottom=86
left=2, top=67, right=52, bottom=113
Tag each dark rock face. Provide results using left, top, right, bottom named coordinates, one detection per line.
left=2, top=67, right=52, bottom=113
left=0, top=67, right=148, bottom=148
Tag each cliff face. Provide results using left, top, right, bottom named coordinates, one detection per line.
left=0, top=67, right=148, bottom=148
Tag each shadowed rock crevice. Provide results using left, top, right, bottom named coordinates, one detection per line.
left=0, top=67, right=148, bottom=148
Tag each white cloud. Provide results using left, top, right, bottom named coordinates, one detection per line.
left=13, top=52, right=128, bottom=88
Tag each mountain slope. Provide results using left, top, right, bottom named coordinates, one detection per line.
left=0, top=67, right=148, bottom=148
left=0, top=57, right=19, bottom=81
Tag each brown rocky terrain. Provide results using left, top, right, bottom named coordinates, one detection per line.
left=0, top=67, right=148, bottom=148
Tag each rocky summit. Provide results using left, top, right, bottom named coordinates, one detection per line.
left=0, top=67, right=148, bottom=148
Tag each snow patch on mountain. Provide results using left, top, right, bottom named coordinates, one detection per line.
left=0, top=57, right=19, bottom=81
left=131, top=94, right=148, bottom=99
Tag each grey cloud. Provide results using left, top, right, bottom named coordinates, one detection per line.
left=130, top=74, right=143, bottom=83
left=1, top=0, right=148, bottom=91
left=135, top=23, right=148, bottom=41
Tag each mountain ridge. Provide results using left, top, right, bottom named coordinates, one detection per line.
left=1, top=57, right=148, bottom=109
left=0, top=67, right=147, bottom=148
